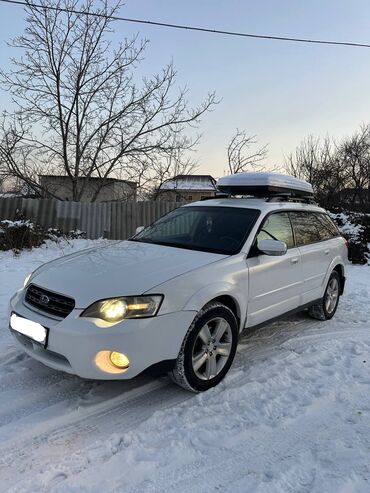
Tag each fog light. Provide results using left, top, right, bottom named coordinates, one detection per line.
left=109, top=351, right=130, bottom=369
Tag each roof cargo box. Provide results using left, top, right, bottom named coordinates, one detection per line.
left=217, top=172, right=314, bottom=197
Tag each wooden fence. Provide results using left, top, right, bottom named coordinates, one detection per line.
left=0, top=197, right=186, bottom=240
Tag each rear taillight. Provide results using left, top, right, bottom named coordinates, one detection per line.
left=343, top=237, right=349, bottom=248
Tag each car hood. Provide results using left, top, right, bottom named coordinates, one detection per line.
left=29, top=240, right=225, bottom=307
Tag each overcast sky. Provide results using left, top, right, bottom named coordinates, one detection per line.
left=1, top=0, right=370, bottom=177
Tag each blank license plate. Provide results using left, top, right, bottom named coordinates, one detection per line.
left=10, top=313, right=48, bottom=347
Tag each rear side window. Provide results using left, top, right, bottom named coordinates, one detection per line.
left=257, top=212, right=294, bottom=248
left=290, top=211, right=339, bottom=246
left=290, top=212, right=321, bottom=246
left=316, top=214, right=340, bottom=240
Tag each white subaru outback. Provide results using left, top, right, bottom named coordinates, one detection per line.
left=8, top=173, right=348, bottom=392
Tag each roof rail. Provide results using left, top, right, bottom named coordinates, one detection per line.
left=265, top=194, right=317, bottom=204
left=199, top=192, right=317, bottom=205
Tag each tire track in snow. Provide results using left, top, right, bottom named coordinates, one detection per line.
left=20, top=322, right=370, bottom=493
left=3, top=315, right=369, bottom=492
left=0, top=316, right=315, bottom=491
left=0, top=376, right=195, bottom=492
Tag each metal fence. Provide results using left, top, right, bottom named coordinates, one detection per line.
left=0, top=197, right=186, bottom=240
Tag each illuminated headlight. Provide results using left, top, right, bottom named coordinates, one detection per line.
left=23, top=273, right=32, bottom=288
left=81, top=295, right=163, bottom=323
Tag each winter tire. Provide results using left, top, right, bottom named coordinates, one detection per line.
left=308, top=271, right=341, bottom=321
left=170, top=302, right=238, bottom=392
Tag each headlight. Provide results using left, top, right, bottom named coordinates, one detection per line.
left=81, top=295, right=163, bottom=323
left=23, top=273, right=32, bottom=288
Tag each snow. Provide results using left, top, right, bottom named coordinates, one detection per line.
left=0, top=241, right=370, bottom=492
left=330, top=212, right=365, bottom=241
left=0, top=219, right=36, bottom=230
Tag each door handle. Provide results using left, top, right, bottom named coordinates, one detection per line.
left=324, top=249, right=330, bottom=255
left=291, top=258, right=299, bottom=264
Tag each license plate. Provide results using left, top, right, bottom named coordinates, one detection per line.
left=10, top=313, right=48, bottom=347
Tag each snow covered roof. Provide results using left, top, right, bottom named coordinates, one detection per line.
left=0, top=192, right=20, bottom=198
left=159, top=175, right=217, bottom=191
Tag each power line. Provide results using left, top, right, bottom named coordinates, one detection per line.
left=1, top=0, right=370, bottom=49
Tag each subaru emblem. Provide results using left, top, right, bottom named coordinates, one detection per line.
left=40, top=294, right=50, bottom=305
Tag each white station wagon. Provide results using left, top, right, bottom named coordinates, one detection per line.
left=8, top=173, right=348, bottom=392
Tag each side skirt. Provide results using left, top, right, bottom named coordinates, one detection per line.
left=242, top=298, right=323, bottom=336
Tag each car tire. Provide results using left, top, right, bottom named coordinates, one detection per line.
left=170, top=302, right=239, bottom=392
left=308, top=271, right=341, bottom=321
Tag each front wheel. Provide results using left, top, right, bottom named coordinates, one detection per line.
left=308, top=271, right=341, bottom=321
left=170, top=302, right=238, bottom=392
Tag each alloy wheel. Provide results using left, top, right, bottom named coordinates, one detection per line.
left=191, top=317, right=232, bottom=380
left=325, top=277, right=339, bottom=314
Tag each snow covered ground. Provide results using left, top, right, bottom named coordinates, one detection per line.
left=0, top=240, right=370, bottom=492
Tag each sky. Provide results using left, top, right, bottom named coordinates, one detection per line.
left=1, top=0, right=370, bottom=177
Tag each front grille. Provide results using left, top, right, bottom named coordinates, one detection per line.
left=25, top=284, right=75, bottom=318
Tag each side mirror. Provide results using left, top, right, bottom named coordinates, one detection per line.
left=135, top=225, right=145, bottom=235
left=257, top=239, right=287, bottom=256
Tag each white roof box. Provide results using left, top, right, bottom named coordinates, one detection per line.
left=217, top=172, right=314, bottom=197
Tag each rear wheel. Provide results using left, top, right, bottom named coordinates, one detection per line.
left=170, top=302, right=238, bottom=392
left=308, top=271, right=341, bottom=321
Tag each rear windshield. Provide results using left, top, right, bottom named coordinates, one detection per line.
left=131, top=206, right=260, bottom=254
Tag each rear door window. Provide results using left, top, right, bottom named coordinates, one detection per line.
left=289, top=212, right=322, bottom=246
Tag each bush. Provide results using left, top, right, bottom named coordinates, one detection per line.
left=0, top=220, right=45, bottom=252
left=0, top=220, right=86, bottom=252
left=47, top=228, right=86, bottom=240
left=330, top=211, right=370, bottom=265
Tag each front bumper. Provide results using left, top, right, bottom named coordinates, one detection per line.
left=8, top=291, right=196, bottom=379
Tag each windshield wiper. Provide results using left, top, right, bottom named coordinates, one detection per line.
left=128, top=237, right=156, bottom=244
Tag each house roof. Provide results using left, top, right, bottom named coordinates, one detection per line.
left=0, top=192, right=19, bottom=198
left=39, top=175, right=137, bottom=188
left=159, top=175, right=217, bottom=191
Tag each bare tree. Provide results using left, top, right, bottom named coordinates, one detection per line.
left=285, top=135, right=321, bottom=183
left=227, top=129, right=268, bottom=174
left=285, top=132, right=370, bottom=210
left=0, top=0, right=216, bottom=201
left=151, top=151, right=199, bottom=201
left=286, top=135, right=346, bottom=208
left=0, top=114, right=61, bottom=198
left=118, top=142, right=199, bottom=200
left=339, top=125, right=370, bottom=210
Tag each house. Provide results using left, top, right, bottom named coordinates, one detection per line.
left=39, top=175, right=137, bottom=202
left=156, top=175, right=217, bottom=202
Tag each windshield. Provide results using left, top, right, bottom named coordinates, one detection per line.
left=131, top=206, right=260, bottom=255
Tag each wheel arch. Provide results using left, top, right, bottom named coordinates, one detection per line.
left=182, top=283, right=244, bottom=332
left=207, top=295, right=240, bottom=328
left=323, top=258, right=346, bottom=297
left=332, top=263, right=346, bottom=295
